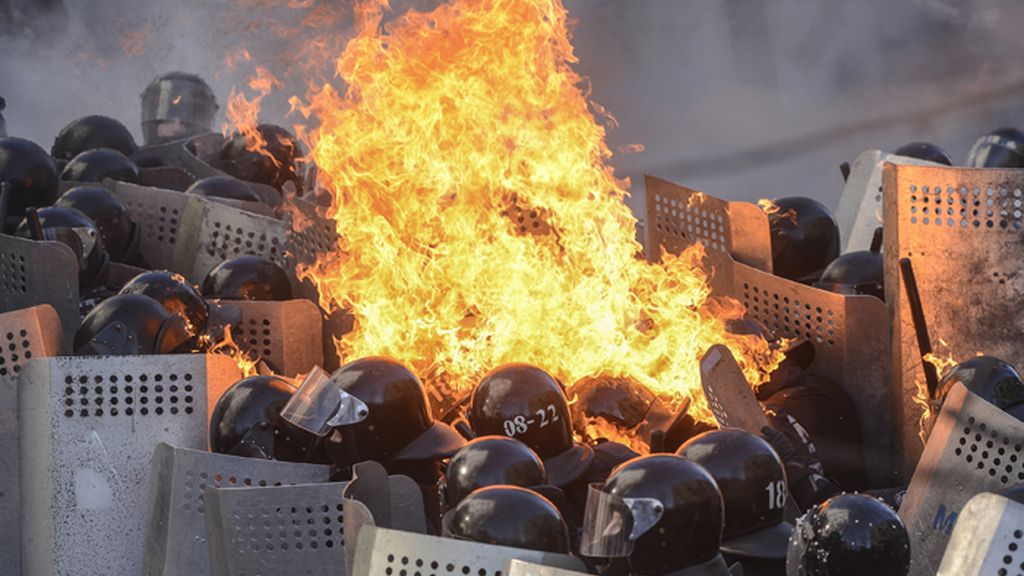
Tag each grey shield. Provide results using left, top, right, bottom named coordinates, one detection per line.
left=18, top=354, right=240, bottom=576
left=834, top=150, right=942, bottom=252
left=883, top=163, right=1024, bottom=476
left=937, top=492, right=1024, bottom=576
left=505, top=560, right=592, bottom=576
left=210, top=299, right=324, bottom=378
left=106, top=180, right=190, bottom=270
left=0, top=234, right=80, bottom=351
left=342, top=460, right=427, bottom=573
left=645, top=180, right=893, bottom=487
left=0, top=304, right=62, bottom=576
left=644, top=175, right=773, bottom=273
left=899, top=383, right=1024, bottom=576
left=142, top=443, right=331, bottom=576
left=204, top=481, right=347, bottom=576
left=350, top=526, right=587, bottom=576
left=700, top=344, right=770, bottom=433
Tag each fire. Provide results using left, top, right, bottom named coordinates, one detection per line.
left=758, top=198, right=798, bottom=226
left=242, top=0, right=782, bottom=418
left=223, top=66, right=285, bottom=164
left=913, top=342, right=960, bottom=443
left=206, top=325, right=261, bottom=378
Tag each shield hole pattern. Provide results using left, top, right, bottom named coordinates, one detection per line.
left=182, top=471, right=284, bottom=515
left=288, top=220, right=336, bottom=265
left=230, top=500, right=343, bottom=556
left=742, top=283, right=837, bottom=347
left=120, top=197, right=180, bottom=247
left=384, top=555, right=500, bottom=576
left=231, top=317, right=274, bottom=359
left=0, top=327, right=35, bottom=377
left=60, top=372, right=195, bottom=418
left=996, top=526, right=1023, bottom=576
left=0, top=251, right=28, bottom=295
left=907, top=185, right=1024, bottom=231
left=652, top=193, right=728, bottom=253
left=952, top=416, right=1024, bottom=486
left=207, top=221, right=292, bottom=271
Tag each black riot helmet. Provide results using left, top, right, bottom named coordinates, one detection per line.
left=201, top=255, right=293, bottom=301
left=54, top=185, right=138, bottom=262
left=936, top=356, right=1024, bottom=411
left=185, top=175, right=262, bottom=203
left=766, top=197, right=840, bottom=284
left=0, top=137, right=60, bottom=232
left=786, top=493, right=910, bottom=576
left=814, top=248, right=884, bottom=301
left=119, top=270, right=209, bottom=336
left=141, top=72, right=219, bottom=146
left=446, top=486, right=570, bottom=554
left=218, top=124, right=302, bottom=191
left=51, top=115, right=137, bottom=164
left=444, top=436, right=547, bottom=507
left=60, top=148, right=140, bottom=184
left=677, top=429, right=793, bottom=560
left=16, top=206, right=108, bottom=290
left=281, top=358, right=465, bottom=467
left=581, top=454, right=730, bottom=576
left=74, top=293, right=193, bottom=356
left=209, top=375, right=328, bottom=463
left=469, top=364, right=593, bottom=488
left=891, top=141, right=952, bottom=166
left=966, top=127, right=1024, bottom=168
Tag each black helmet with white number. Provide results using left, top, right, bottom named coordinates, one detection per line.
left=936, top=355, right=1024, bottom=411
left=966, top=127, right=1024, bottom=168
left=210, top=375, right=328, bottom=463
left=469, top=364, right=593, bottom=488
left=766, top=197, right=840, bottom=284
left=444, top=436, right=547, bottom=508
left=786, top=493, right=909, bottom=576
left=446, top=486, right=570, bottom=554
left=677, top=429, right=793, bottom=561
left=580, top=454, right=731, bottom=576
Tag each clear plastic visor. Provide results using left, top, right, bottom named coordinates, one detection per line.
left=280, top=366, right=369, bottom=436
left=579, top=483, right=664, bottom=558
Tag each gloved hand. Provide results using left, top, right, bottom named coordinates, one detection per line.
left=761, top=410, right=840, bottom=510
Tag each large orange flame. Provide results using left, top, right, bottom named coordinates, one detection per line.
left=268, top=0, right=783, bottom=415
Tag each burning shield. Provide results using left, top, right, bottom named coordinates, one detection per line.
left=936, top=492, right=1024, bottom=576
left=143, top=443, right=331, bottom=576
left=210, top=299, right=324, bottom=377
left=898, top=383, right=1024, bottom=576
left=644, top=175, right=773, bottom=273
left=834, top=150, right=944, bottom=252
left=709, top=254, right=893, bottom=486
left=18, top=354, right=240, bottom=576
left=204, top=480, right=347, bottom=576
left=699, top=344, right=770, bottom=433
left=883, top=163, right=1024, bottom=475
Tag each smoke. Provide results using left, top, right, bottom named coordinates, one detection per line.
left=3, top=0, right=1024, bottom=215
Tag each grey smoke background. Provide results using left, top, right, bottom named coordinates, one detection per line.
left=2, top=0, right=1023, bottom=224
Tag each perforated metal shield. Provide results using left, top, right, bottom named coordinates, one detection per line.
left=0, top=234, right=80, bottom=351
left=883, top=164, right=1024, bottom=476
left=143, top=443, right=332, bottom=576
left=281, top=195, right=339, bottom=268
left=179, top=133, right=283, bottom=208
left=708, top=255, right=893, bottom=486
left=0, top=305, right=62, bottom=575
left=171, top=195, right=294, bottom=286
left=204, top=481, right=347, bottom=576
left=700, top=344, right=770, bottom=433
left=350, top=526, right=587, bottom=576
left=834, top=150, right=941, bottom=252
left=644, top=175, right=773, bottom=273
left=898, top=383, right=1024, bottom=576
left=505, top=560, right=592, bottom=576
left=342, top=460, right=428, bottom=572
left=214, top=299, right=324, bottom=377
left=18, top=354, right=240, bottom=576
left=107, top=181, right=190, bottom=270
left=936, top=492, right=1024, bottom=576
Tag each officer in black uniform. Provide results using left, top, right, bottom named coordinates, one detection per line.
left=202, top=255, right=294, bottom=301
left=444, top=485, right=571, bottom=554
left=765, top=197, right=840, bottom=284
left=51, top=115, right=137, bottom=171
left=0, top=136, right=59, bottom=233
left=55, top=185, right=142, bottom=264
left=74, top=293, right=194, bottom=356
left=120, top=271, right=209, bottom=343
left=60, top=148, right=140, bottom=184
